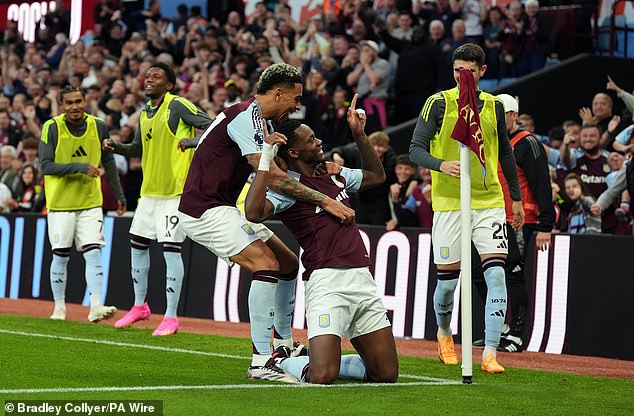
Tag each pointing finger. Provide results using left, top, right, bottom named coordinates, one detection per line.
left=262, top=118, right=269, bottom=137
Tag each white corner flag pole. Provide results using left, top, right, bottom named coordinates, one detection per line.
left=459, top=143, right=473, bottom=384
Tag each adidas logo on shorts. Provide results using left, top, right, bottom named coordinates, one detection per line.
left=496, top=241, right=508, bottom=249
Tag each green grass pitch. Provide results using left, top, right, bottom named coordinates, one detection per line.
left=0, top=314, right=632, bottom=415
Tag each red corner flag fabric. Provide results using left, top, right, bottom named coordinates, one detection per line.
left=451, top=68, right=487, bottom=186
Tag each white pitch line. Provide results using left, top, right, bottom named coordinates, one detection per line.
left=0, top=329, right=247, bottom=360
left=0, top=329, right=460, bottom=385
left=0, top=380, right=463, bottom=395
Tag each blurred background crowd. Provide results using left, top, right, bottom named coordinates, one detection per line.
left=0, top=0, right=631, bottom=236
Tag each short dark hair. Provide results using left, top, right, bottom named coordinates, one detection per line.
left=564, top=173, right=591, bottom=196
left=548, top=125, right=565, bottom=141
left=395, top=154, right=416, bottom=168
left=60, top=86, right=85, bottom=101
left=275, top=119, right=303, bottom=161
left=256, top=63, right=303, bottom=94
left=452, top=43, right=485, bottom=67
left=22, top=137, right=39, bottom=150
left=149, top=62, right=176, bottom=89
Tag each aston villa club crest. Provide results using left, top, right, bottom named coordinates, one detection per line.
left=241, top=224, right=256, bottom=235
left=319, top=314, right=330, bottom=328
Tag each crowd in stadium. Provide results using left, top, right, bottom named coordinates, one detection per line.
left=0, top=0, right=631, bottom=236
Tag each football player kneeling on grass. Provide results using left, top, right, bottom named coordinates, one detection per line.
left=244, top=94, right=398, bottom=384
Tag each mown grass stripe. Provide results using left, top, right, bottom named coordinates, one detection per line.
left=0, top=328, right=456, bottom=384
left=0, top=380, right=464, bottom=394
left=0, top=329, right=247, bottom=360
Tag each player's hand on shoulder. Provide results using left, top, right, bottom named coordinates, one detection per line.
left=332, top=153, right=345, bottom=166
left=316, top=161, right=343, bottom=176
left=322, top=197, right=355, bottom=225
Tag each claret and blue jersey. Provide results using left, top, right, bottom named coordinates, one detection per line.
left=266, top=168, right=371, bottom=280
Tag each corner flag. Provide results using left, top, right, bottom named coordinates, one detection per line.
left=451, top=68, right=486, bottom=187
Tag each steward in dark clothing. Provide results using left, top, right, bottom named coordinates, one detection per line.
left=379, top=26, right=448, bottom=124
left=328, top=141, right=397, bottom=225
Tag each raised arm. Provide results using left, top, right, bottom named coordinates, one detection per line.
left=559, top=130, right=575, bottom=169
left=348, top=94, right=385, bottom=190
left=606, top=75, right=634, bottom=113
left=244, top=128, right=285, bottom=223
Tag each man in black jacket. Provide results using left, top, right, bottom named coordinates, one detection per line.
left=378, top=25, right=448, bottom=124
left=328, top=131, right=396, bottom=225
left=484, top=94, right=555, bottom=352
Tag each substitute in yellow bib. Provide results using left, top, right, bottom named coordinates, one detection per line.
left=409, top=43, right=524, bottom=374
left=104, top=62, right=212, bottom=337
left=39, top=86, right=126, bottom=323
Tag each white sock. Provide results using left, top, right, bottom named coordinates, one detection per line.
left=90, top=293, right=102, bottom=308
left=483, top=346, right=497, bottom=359
left=251, top=353, right=271, bottom=367
left=273, top=337, right=294, bottom=350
